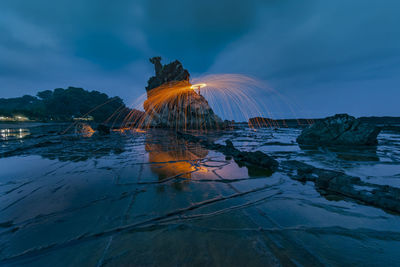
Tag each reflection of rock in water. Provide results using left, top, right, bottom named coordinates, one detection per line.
left=145, top=131, right=208, bottom=180
left=177, top=131, right=278, bottom=173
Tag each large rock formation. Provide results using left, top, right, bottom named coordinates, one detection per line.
left=297, top=114, right=381, bottom=146
left=142, top=57, right=223, bottom=129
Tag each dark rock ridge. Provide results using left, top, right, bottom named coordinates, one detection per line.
left=285, top=160, right=400, bottom=213
left=177, top=131, right=278, bottom=172
left=297, top=114, right=381, bottom=146
left=143, top=57, right=224, bottom=129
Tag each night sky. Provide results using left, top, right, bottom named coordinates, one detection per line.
left=1, top=0, right=399, bottom=118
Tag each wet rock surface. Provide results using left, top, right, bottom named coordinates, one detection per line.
left=177, top=131, right=278, bottom=172
left=285, top=160, right=400, bottom=213
left=0, top=123, right=400, bottom=266
left=0, top=123, right=125, bottom=161
left=297, top=113, right=381, bottom=146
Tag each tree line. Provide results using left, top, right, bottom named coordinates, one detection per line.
left=0, top=87, right=133, bottom=122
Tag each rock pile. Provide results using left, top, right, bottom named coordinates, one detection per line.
left=297, top=114, right=381, bottom=146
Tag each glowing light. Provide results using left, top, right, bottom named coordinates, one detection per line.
left=119, top=74, right=293, bottom=131
left=87, top=73, right=309, bottom=132
left=0, top=116, right=29, bottom=121
left=190, top=83, right=207, bottom=90
left=145, top=134, right=208, bottom=180
left=0, top=128, right=30, bottom=140
left=75, top=123, right=95, bottom=137
left=133, top=129, right=147, bottom=133
left=73, top=116, right=94, bottom=121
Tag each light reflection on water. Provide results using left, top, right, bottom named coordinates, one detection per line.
left=144, top=131, right=273, bottom=182
left=0, top=128, right=30, bottom=140
left=145, top=133, right=208, bottom=180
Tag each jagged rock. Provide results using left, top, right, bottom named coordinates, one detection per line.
left=146, top=57, right=190, bottom=94
left=297, top=114, right=381, bottom=146
left=142, top=57, right=224, bottom=129
left=285, top=160, right=400, bottom=213
left=177, top=131, right=278, bottom=172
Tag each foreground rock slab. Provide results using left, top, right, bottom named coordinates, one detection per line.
left=285, top=160, right=400, bottom=213
left=177, top=131, right=278, bottom=172
left=297, top=114, right=381, bottom=146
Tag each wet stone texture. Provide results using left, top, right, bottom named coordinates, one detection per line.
left=0, top=123, right=400, bottom=266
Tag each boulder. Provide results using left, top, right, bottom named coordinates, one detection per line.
left=297, top=114, right=381, bottom=146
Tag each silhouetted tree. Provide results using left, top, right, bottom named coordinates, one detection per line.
left=0, top=87, right=136, bottom=122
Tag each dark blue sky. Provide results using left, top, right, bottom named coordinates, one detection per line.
left=1, top=0, right=399, bottom=118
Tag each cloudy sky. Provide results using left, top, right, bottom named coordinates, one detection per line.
left=1, top=0, right=399, bottom=118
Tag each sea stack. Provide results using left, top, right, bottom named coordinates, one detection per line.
left=142, top=57, right=223, bottom=130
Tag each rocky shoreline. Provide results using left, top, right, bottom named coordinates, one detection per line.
left=284, top=160, right=400, bottom=214
left=1, top=121, right=399, bottom=265
left=177, top=129, right=400, bottom=214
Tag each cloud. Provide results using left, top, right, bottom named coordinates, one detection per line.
left=207, top=0, right=400, bottom=117
left=0, top=0, right=262, bottom=103
left=0, top=1, right=150, bottom=68
left=139, top=0, right=262, bottom=70
left=0, top=3, right=152, bottom=102
left=0, top=12, right=57, bottom=49
left=0, top=0, right=399, bottom=118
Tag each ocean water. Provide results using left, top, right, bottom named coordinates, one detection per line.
left=0, top=123, right=399, bottom=266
